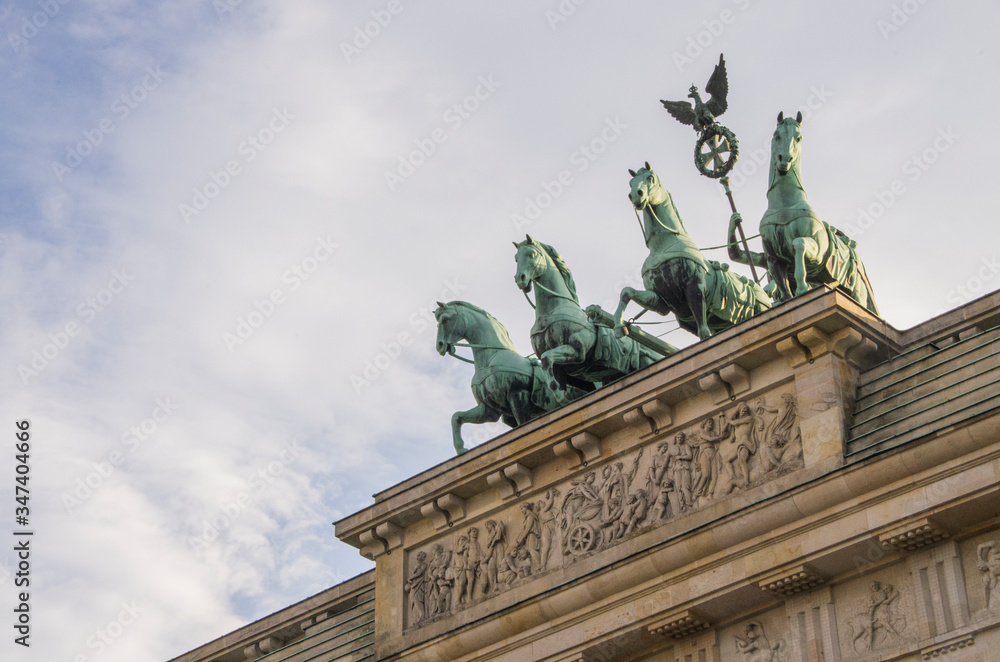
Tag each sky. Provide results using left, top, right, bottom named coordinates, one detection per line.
left=1, top=1, right=998, bottom=660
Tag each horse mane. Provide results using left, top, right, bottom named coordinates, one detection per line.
left=536, top=242, right=579, bottom=303
left=447, top=301, right=519, bottom=351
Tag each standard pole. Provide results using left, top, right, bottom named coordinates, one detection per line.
left=720, top=175, right=760, bottom=284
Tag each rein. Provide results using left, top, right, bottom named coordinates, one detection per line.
left=532, top=278, right=577, bottom=303
left=635, top=190, right=760, bottom=251
left=445, top=341, right=515, bottom=365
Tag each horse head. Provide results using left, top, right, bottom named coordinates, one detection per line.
left=627, top=161, right=666, bottom=210
left=772, top=111, right=803, bottom=176
left=434, top=301, right=466, bottom=356
left=513, top=234, right=546, bottom=294
left=514, top=235, right=579, bottom=302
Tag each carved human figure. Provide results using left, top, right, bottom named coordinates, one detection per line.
left=716, top=402, right=758, bottom=497
left=978, top=541, right=1000, bottom=612
left=514, top=503, right=541, bottom=572
left=482, top=520, right=507, bottom=594
left=452, top=535, right=470, bottom=606
left=535, top=488, right=560, bottom=571
left=734, top=621, right=785, bottom=662
left=667, top=432, right=694, bottom=512
left=648, top=442, right=674, bottom=522
left=405, top=551, right=429, bottom=624
left=466, top=527, right=483, bottom=598
left=613, top=488, right=650, bottom=539
left=650, top=472, right=674, bottom=522
left=850, top=580, right=905, bottom=652
left=496, top=548, right=519, bottom=586
left=692, top=414, right=729, bottom=498
left=427, top=544, right=452, bottom=616
left=600, top=463, right=628, bottom=528
left=424, top=548, right=440, bottom=617
left=764, top=393, right=801, bottom=470
left=647, top=442, right=670, bottom=494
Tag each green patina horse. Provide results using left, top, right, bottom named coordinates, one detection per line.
left=514, top=236, right=663, bottom=397
left=435, top=301, right=561, bottom=454
left=746, top=111, right=878, bottom=314
left=614, top=163, right=770, bottom=341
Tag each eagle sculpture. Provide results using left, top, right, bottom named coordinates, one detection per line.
left=660, top=54, right=729, bottom=133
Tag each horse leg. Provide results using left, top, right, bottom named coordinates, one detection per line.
left=684, top=272, right=712, bottom=340
left=614, top=287, right=670, bottom=337
left=451, top=402, right=500, bottom=455
left=540, top=337, right=588, bottom=374
left=792, top=236, right=820, bottom=296
left=507, top=383, right=532, bottom=426
left=766, top=256, right=793, bottom=303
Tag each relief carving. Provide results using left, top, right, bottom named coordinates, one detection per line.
left=405, top=391, right=803, bottom=628
left=846, top=580, right=907, bottom=653
left=734, top=622, right=786, bottom=662
left=977, top=541, right=1000, bottom=613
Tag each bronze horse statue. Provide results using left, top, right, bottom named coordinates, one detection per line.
left=614, top=163, right=770, bottom=341
left=435, top=301, right=562, bottom=454
left=729, top=112, right=878, bottom=314
left=514, top=236, right=663, bottom=397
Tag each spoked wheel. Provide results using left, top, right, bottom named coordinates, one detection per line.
left=567, top=522, right=601, bottom=555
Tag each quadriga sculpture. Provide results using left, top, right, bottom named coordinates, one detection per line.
left=613, top=163, right=770, bottom=341
left=435, top=301, right=562, bottom=454
left=513, top=236, right=663, bottom=397
left=728, top=111, right=878, bottom=314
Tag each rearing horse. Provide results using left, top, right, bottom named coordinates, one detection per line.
left=514, top=236, right=661, bottom=396
left=614, top=164, right=770, bottom=341
left=758, top=111, right=878, bottom=314
left=435, top=301, right=561, bottom=454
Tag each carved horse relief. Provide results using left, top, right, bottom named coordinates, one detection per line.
left=435, top=301, right=562, bottom=454
left=614, top=163, right=771, bottom=341
left=755, top=111, right=879, bottom=314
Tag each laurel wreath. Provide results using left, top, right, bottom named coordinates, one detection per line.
left=694, top=124, right=739, bottom=179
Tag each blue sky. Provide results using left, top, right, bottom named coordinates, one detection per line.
left=1, top=1, right=998, bottom=660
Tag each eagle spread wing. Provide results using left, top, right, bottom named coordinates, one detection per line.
left=704, top=53, right=728, bottom=117
left=660, top=99, right=696, bottom=126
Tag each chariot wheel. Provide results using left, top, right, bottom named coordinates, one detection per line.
left=567, top=522, right=601, bottom=555
left=695, top=124, right=739, bottom=179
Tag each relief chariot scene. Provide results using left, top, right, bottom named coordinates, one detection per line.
left=404, top=389, right=804, bottom=628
